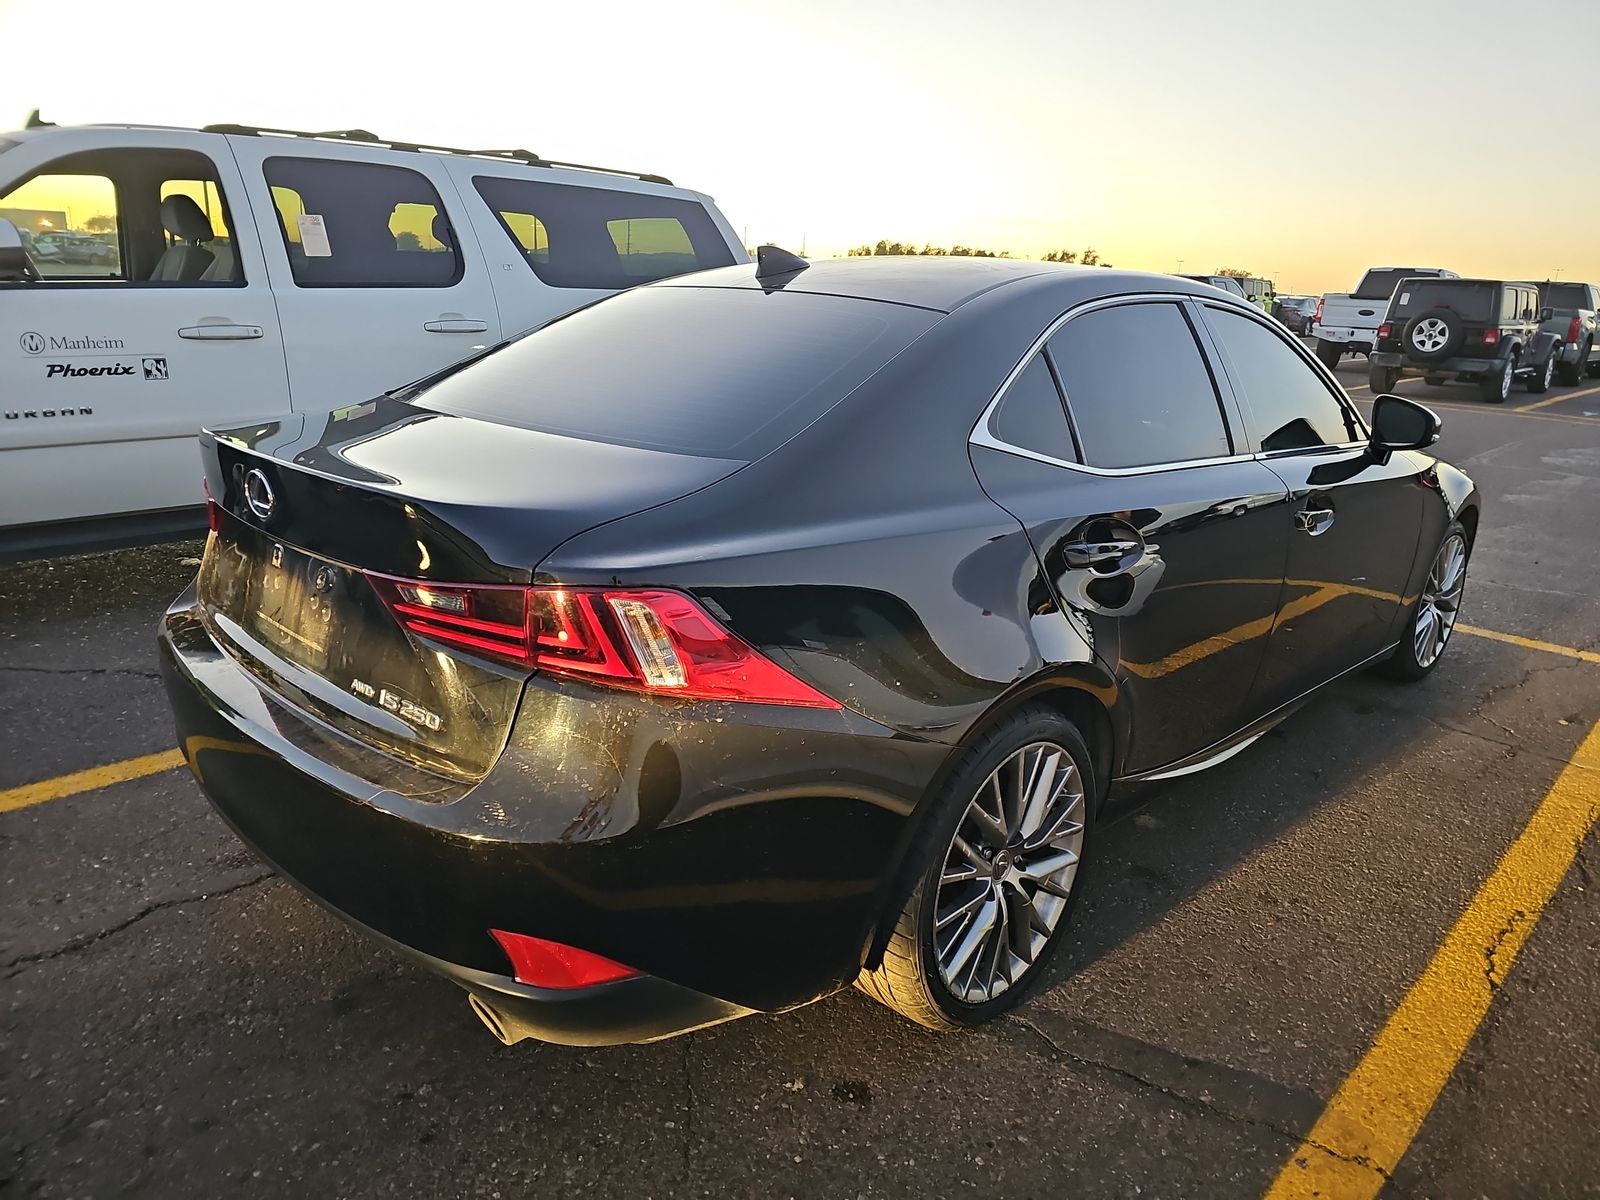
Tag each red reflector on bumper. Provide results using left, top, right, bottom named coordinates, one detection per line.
left=490, top=930, right=642, bottom=989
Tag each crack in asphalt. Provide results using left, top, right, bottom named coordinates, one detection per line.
left=2, top=872, right=274, bottom=979
left=1011, top=1016, right=1407, bottom=1194
left=1355, top=692, right=1599, bottom=779
left=1483, top=909, right=1529, bottom=994
left=0, top=664, right=163, bottom=681
left=679, top=1038, right=696, bottom=1177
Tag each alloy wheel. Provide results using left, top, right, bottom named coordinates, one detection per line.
left=1411, top=318, right=1450, bottom=353
left=934, top=741, right=1086, bottom=1003
left=1414, top=532, right=1468, bottom=668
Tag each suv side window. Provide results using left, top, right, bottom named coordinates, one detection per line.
left=263, top=157, right=462, bottom=288
left=1203, top=306, right=1364, bottom=453
left=1048, top=302, right=1232, bottom=469
left=1, top=148, right=242, bottom=285
left=472, top=175, right=737, bottom=289
left=987, top=354, right=1076, bottom=463
left=1500, top=287, right=1519, bottom=323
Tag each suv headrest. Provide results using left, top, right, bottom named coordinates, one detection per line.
left=160, top=194, right=214, bottom=244
left=431, top=212, right=454, bottom=251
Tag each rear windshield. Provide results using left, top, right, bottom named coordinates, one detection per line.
left=1353, top=269, right=1433, bottom=300
left=1390, top=281, right=1494, bottom=321
left=411, top=286, right=939, bottom=459
left=1539, top=282, right=1589, bottom=309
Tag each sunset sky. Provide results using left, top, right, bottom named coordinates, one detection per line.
left=2, top=0, right=1594, bottom=294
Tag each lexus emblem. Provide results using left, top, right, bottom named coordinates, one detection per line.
left=244, top=468, right=276, bottom=520
left=20, top=331, right=46, bottom=355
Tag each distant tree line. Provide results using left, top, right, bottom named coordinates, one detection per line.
left=847, top=240, right=1111, bottom=267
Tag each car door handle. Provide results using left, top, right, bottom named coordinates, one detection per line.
left=1295, top=507, right=1336, bottom=536
left=1062, top=538, right=1143, bottom=569
left=178, top=324, right=264, bottom=340
left=423, top=317, right=489, bottom=333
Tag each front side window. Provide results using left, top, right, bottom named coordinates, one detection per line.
left=1204, top=307, right=1363, bottom=453
left=1, top=170, right=122, bottom=279
left=263, top=157, right=461, bottom=287
left=1049, top=302, right=1232, bottom=469
left=988, top=354, right=1076, bottom=462
left=473, top=175, right=736, bottom=290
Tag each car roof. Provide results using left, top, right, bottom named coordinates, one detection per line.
left=657, top=257, right=1225, bottom=314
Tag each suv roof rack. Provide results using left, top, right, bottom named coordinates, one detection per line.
left=198, top=124, right=673, bottom=186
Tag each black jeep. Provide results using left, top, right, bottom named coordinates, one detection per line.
left=1368, top=278, right=1560, bottom=403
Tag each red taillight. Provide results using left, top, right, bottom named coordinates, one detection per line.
left=203, top=479, right=221, bottom=533
left=1569, top=317, right=1582, bottom=344
left=1377, top=322, right=1392, bottom=340
left=367, top=575, right=840, bottom=709
left=1313, top=298, right=1324, bottom=324
left=490, top=930, right=640, bottom=989
left=1482, top=328, right=1500, bottom=345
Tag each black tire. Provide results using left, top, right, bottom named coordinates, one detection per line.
left=1558, top=340, right=1588, bottom=386
left=1378, top=521, right=1470, bottom=682
left=1368, top=366, right=1400, bottom=393
left=1315, top=339, right=1343, bottom=370
left=1400, top=308, right=1464, bottom=361
left=1524, top=352, right=1554, bottom=394
left=1423, top=373, right=1448, bottom=387
left=855, top=707, right=1098, bottom=1031
left=1479, top=355, right=1513, bottom=403
left=1588, top=356, right=1600, bottom=379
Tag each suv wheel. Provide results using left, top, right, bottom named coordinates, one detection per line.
left=1423, top=373, right=1448, bottom=386
left=1315, top=339, right=1343, bottom=370
left=1368, top=366, right=1400, bottom=393
left=1558, top=339, right=1588, bottom=386
left=856, top=708, right=1095, bottom=1030
left=1479, top=355, right=1513, bottom=404
left=1401, top=310, right=1463, bottom=360
left=1525, top=352, right=1554, bottom=394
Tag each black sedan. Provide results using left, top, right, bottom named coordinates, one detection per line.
left=160, top=253, right=1479, bottom=1046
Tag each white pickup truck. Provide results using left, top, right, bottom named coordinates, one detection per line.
left=1312, top=266, right=1457, bottom=370
left=0, top=115, right=748, bottom=561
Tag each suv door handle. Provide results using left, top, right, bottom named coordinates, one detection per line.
left=1295, top=506, right=1336, bottom=536
left=423, top=317, right=489, bottom=334
left=1062, top=538, right=1143, bottom=570
left=178, top=324, right=264, bottom=340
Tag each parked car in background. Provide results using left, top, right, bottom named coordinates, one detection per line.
left=1179, top=273, right=1248, bottom=302
left=1179, top=274, right=1273, bottom=313
left=0, top=114, right=747, bottom=561
left=1369, top=277, right=1560, bottom=402
left=160, top=256, right=1478, bottom=1047
left=1313, top=266, right=1458, bottom=369
left=1537, top=281, right=1600, bottom=384
left=1275, top=295, right=1317, bottom=334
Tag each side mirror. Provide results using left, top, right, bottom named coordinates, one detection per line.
left=0, top=218, right=38, bottom=283
left=1538, top=307, right=1553, bottom=322
left=1369, top=393, right=1441, bottom=462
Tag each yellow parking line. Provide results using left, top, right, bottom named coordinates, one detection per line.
left=1262, top=719, right=1600, bottom=1199
left=1456, top=624, right=1600, bottom=664
left=0, top=748, right=184, bottom=814
left=1517, top=382, right=1600, bottom=412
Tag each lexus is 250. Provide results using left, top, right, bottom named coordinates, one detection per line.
left=161, top=251, right=1479, bottom=1045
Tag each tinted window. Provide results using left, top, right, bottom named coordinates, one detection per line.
left=1391, top=281, right=1494, bottom=322
left=1049, top=303, right=1231, bottom=469
left=263, top=157, right=461, bottom=287
left=411, top=287, right=937, bottom=459
left=1205, top=308, right=1362, bottom=453
left=473, top=175, right=737, bottom=289
left=1354, top=268, right=1429, bottom=300
left=990, top=355, right=1075, bottom=462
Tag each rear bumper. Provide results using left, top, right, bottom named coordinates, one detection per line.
left=158, top=584, right=942, bottom=1042
left=1370, top=351, right=1504, bottom=376
left=1312, top=325, right=1375, bottom=346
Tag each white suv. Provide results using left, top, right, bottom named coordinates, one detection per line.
left=0, top=115, right=748, bottom=560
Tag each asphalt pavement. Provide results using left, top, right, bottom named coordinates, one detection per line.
left=3, top=356, right=1598, bottom=1198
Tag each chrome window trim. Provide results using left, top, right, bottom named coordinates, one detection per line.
left=970, top=291, right=1257, bottom=477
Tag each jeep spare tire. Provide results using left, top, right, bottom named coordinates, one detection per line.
left=1402, top=309, right=1463, bottom=361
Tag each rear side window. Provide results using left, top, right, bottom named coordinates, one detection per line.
left=1538, top=282, right=1589, bottom=309
left=263, top=157, right=461, bottom=287
left=1354, top=269, right=1425, bottom=301
left=989, top=355, right=1076, bottom=462
left=411, top=287, right=937, bottom=459
left=1048, top=302, right=1231, bottom=469
left=1391, top=282, right=1493, bottom=322
left=1204, top=307, right=1363, bottom=453
left=473, top=175, right=736, bottom=289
